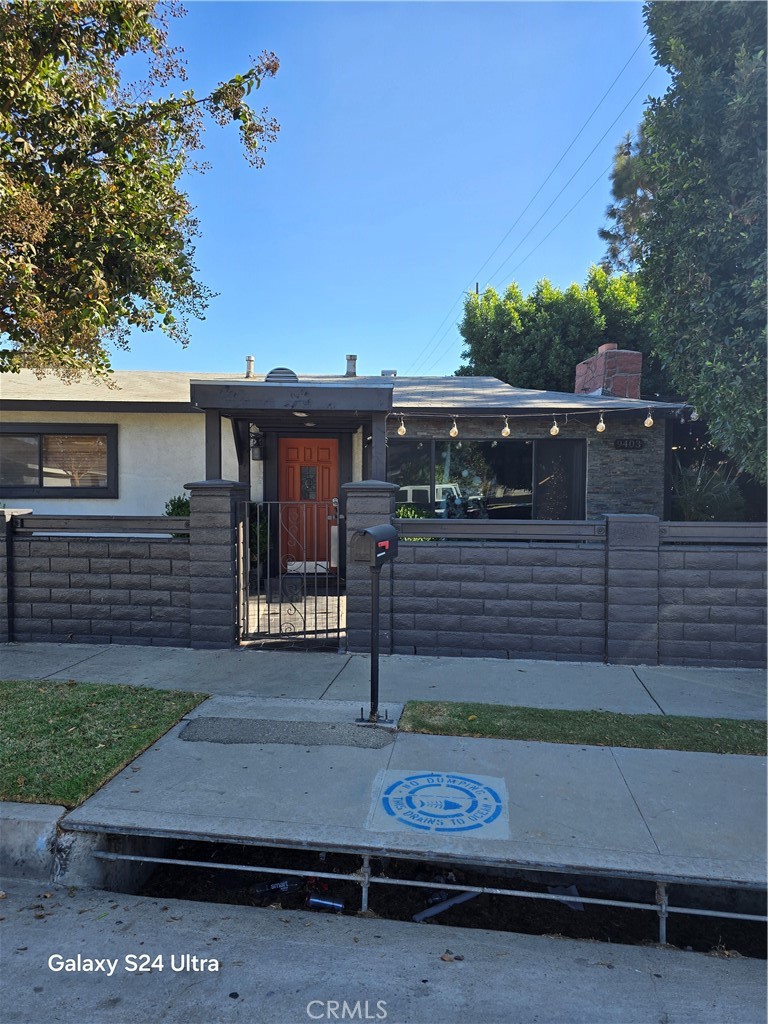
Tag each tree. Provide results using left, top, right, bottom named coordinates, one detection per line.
left=0, top=1, right=279, bottom=378
left=456, top=266, right=670, bottom=398
left=598, top=130, right=653, bottom=273
left=601, top=2, right=766, bottom=481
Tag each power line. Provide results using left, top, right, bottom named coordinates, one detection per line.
left=482, top=65, right=657, bottom=291
left=413, top=63, right=660, bottom=377
left=406, top=34, right=650, bottom=375
left=418, top=161, right=613, bottom=376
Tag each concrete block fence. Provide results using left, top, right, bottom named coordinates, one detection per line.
left=2, top=482, right=765, bottom=668
left=343, top=481, right=766, bottom=668
left=0, top=480, right=246, bottom=649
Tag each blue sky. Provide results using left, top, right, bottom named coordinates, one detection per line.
left=114, top=1, right=668, bottom=378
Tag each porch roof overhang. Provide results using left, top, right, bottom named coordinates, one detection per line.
left=189, top=379, right=394, bottom=420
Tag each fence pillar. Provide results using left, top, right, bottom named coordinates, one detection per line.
left=604, top=514, right=660, bottom=665
left=0, top=513, right=14, bottom=643
left=342, top=480, right=399, bottom=654
left=185, top=480, right=248, bottom=649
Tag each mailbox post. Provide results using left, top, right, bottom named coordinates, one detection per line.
left=349, top=524, right=399, bottom=722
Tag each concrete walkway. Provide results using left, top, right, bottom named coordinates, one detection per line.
left=2, top=642, right=766, bottom=1023
left=2, top=876, right=765, bottom=1024
left=62, top=693, right=766, bottom=889
left=2, top=642, right=766, bottom=719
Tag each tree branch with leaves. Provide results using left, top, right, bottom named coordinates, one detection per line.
left=0, top=0, right=279, bottom=379
left=600, top=1, right=766, bottom=481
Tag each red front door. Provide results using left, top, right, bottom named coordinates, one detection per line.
left=278, top=438, right=339, bottom=566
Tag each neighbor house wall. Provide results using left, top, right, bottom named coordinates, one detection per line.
left=0, top=411, right=239, bottom=515
left=386, top=415, right=667, bottom=518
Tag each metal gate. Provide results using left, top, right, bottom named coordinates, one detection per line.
left=239, top=501, right=345, bottom=647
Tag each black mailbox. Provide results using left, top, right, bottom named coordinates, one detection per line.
left=349, top=524, right=399, bottom=567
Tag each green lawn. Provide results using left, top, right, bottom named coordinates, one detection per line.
left=399, top=700, right=767, bottom=756
left=1, top=679, right=205, bottom=808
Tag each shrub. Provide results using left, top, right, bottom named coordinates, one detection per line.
left=164, top=494, right=190, bottom=517
left=671, top=461, right=746, bottom=521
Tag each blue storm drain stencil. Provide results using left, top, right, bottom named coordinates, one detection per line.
left=367, top=770, right=509, bottom=838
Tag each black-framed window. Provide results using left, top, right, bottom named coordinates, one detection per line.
left=387, top=437, right=585, bottom=520
left=0, top=424, right=118, bottom=498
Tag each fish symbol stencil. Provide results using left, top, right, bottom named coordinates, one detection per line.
left=414, top=797, right=465, bottom=812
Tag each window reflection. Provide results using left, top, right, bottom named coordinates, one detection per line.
left=42, top=435, right=108, bottom=488
left=434, top=440, right=533, bottom=519
left=387, top=437, right=585, bottom=520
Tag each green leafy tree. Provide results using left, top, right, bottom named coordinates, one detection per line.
left=601, top=2, right=767, bottom=481
left=0, top=1, right=279, bottom=378
left=457, top=266, right=669, bottom=398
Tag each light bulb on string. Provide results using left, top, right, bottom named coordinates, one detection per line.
left=596, top=413, right=606, bottom=433
left=550, top=417, right=559, bottom=437
left=449, top=419, right=459, bottom=439
left=644, top=409, right=654, bottom=428
left=397, top=416, right=407, bottom=436
left=501, top=417, right=510, bottom=438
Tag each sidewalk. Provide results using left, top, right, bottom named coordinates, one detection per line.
left=61, top=692, right=766, bottom=889
left=1, top=642, right=766, bottom=719
left=2, top=642, right=766, bottom=1023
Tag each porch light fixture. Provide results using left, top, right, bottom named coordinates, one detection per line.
left=596, top=413, right=606, bottom=433
left=550, top=417, right=559, bottom=437
left=397, top=416, right=407, bottom=436
left=449, top=419, right=459, bottom=438
left=644, top=409, right=654, bottom=428
left=501, top=416, right=511, bottom=438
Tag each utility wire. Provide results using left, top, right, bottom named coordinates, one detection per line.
left=419, top=162, right=613, bottom=375
left=415, top=63, right=659, bottom=376
left=483, top=65, right=657, bottom=291
left=406, top=34, right=649, bottom=375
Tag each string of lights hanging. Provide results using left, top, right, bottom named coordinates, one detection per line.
left=388, top=406, right=697, bottom=438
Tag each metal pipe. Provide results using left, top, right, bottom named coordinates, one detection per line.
left=93, top=852, right=356, bottom=885
left=369, top=564, right=381, bottom=721
left=412, top=891, right=478, bottom=922
left=91, top=852, right=767, bottom=926
left=656, top=882, right=669, bottom=944
left=360, top=855, right=371, bottom=913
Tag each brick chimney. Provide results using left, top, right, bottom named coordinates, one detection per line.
left=574, top=343, right=642, bottom=399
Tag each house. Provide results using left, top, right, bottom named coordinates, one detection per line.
left=0, top=346, right=684, bottom=525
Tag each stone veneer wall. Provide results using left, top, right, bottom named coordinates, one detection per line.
left=386, top=415, right=667, bottom=519
left=6, top=535, right=190, bottom=646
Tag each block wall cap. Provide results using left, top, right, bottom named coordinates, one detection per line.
left=183, top=480, right=249, bottom=491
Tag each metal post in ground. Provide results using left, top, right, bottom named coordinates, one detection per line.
left=360, top=855, right=371, bottom=912
left=369, top=564, right=381, bottom=722
left=656, top=882, right=669, bottom=944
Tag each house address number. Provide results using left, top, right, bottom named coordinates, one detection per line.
left=614, top=438, right=644, bottom=451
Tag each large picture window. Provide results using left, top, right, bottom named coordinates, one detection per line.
left=387, top=437, right=585, bottom=520
left=0, top=424, right=118, bottom=498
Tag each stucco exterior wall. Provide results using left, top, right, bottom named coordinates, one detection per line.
left=1, top=410, right=239, bottom=515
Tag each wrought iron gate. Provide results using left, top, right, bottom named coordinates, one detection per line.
left=239, top=501, right=345, bottom=647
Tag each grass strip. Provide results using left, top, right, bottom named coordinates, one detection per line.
left=0, top=679, right=205, bottom=808
left=399, top=700, right=767, bottom=755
